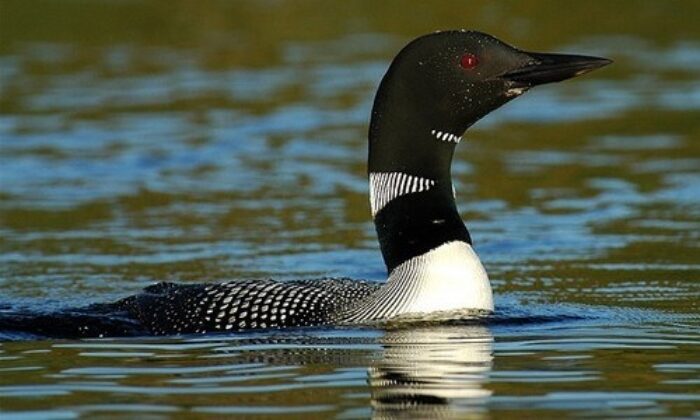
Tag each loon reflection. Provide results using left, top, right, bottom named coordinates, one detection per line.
left=370, top=325, right=493, bottom=418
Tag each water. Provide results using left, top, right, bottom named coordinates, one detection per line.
left=1, top=0, right=699, bottom=417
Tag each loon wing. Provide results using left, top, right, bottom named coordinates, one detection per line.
left=0, top=278, right=380, bottom=339
left=116, top=278, right=380, bottom=335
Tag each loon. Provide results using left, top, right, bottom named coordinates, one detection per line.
left=1, top=31, right=610, bottom=338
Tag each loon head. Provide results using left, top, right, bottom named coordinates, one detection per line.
left=368, top=30, right=612, bottom=176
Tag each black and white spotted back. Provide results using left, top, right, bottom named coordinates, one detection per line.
left=115, top=278, right=380, bottom=335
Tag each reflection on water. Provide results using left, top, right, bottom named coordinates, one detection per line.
left=0, top=314, right=698, bottom=418
left=370, top=326, right=493, bottom=418
left=1, top=0, right=700, bottom=417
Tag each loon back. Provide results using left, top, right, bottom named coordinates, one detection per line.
left=0, top=31, right=610, bottom=338
left=112, top=279, right=380, bottom=335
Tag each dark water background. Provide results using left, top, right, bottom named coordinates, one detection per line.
left=1, top=0, right=699, bottom=418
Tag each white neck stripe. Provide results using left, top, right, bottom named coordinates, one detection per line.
left=430, top=129, right=462, bottom=144
left=369, top=172, right=436, bottom=216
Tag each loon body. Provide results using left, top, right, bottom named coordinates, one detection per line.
left=1, top=31, right=610, bottom=338
left=108, top=241, right=489, bottom=335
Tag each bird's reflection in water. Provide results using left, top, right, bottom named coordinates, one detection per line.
left=369, top=324, right=493, bottom=419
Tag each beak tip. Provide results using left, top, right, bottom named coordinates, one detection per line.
left=580, top=56, right=613, bottom=76
left=580, top=56, right=613, bottom=74
left=596, top=57, right=614, bottom=67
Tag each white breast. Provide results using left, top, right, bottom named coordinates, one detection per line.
left=343, top=241, right=493, bottom=322
left=392, top=241, right=493, bottom=314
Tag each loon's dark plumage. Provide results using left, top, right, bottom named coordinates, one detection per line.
left=0, top=31, right=610, bottom=338
left=114, top=279, right=380, bottom=334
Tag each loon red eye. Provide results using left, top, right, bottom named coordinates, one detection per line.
left=460, top=53, right=479, bottom=69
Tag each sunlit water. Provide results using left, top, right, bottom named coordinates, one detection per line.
left=1, top=1, right=699, bottom=418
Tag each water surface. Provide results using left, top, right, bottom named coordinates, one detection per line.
left=1, top=0, right=699, bottom=417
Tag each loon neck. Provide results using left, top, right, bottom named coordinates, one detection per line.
left=368, top=127, right=471, bottom=273
left=360, top=128, right=494, bottom=317
left=359, top=71, right=493, bottom=317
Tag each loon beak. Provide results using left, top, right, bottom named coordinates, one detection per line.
left=502, top=52, right=612, bottom=88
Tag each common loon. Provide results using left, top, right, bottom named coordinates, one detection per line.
left=0, top=31, right=610, bottom=338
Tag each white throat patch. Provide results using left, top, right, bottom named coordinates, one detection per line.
left=369, top=172, right=436, bottom=216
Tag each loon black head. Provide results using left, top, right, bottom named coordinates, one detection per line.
left=369, top=30, right=612, bottom=177
left=367, top=31, right=611, bottom=302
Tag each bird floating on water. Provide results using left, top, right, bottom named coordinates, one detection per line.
left=1, top=31, right=611, bottom=338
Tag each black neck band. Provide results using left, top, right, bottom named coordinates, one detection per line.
left=373, top=181, right=471, bottom=273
